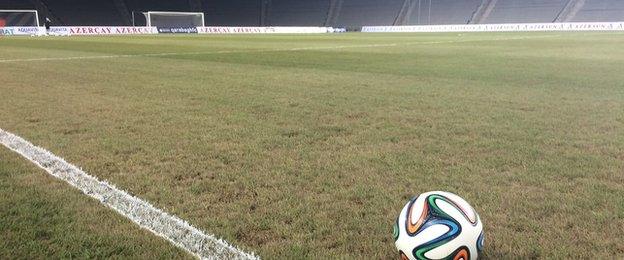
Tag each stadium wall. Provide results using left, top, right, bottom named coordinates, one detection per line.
left=197, top=26, right=331, bottom=34
left=362, top=22, right=624, bottom=32
left=0, top=26, right=334, bottom=36
left=4, top=23, right=624, bottom=36
left=52, top=26, right=158, bottom=35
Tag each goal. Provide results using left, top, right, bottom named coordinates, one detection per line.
left=0, top=10, right=39, bottom=27
left=143, top=11, right=204, bottom=27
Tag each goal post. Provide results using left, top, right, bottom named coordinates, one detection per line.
left=0, top=10, right=39, bottom=27
left=143, top=11, right=204, bottom=27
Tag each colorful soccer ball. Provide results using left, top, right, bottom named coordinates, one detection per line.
left=393, top=191, right=484, bottom=260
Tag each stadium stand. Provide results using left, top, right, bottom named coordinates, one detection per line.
left=408, top=0, right=482, bottom=25
left=2, top=0, right=35, bottom=9
left=1, top=0, right=623, bottom=27
left=124, top=0, right=193, bottom=26
left=334, top=0, right=404, bottom=27
left=125, top=0, right=191, bottom=13
left=484, top=0, right=568, bottom=23
left=571, top=0, right=624, bottom=22
left=202, top=0, right=261, bottom=26
left=0, top=1, right=37, bottom=26
left=267, top=0, right=329, bottom=26
left=42, top=0, right=124, bottom=26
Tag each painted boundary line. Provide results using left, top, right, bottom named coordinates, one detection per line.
left=0, top=128, right=258, bottom=260
left=0, top=34, right=562, bottom=63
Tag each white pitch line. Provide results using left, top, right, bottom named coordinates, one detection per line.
left=0, top=34, right=561, bottom=63
left=0, top=128, right=258, bottom=260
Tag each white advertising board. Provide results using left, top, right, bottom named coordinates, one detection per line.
left=1, top=26, right=158, bottom=36
left=58, top=26, right=158, bottom=35
left=362, top=22, right=624, bottom=33
left=197, top=27, right=331, bottom=34
left=0, top=26, right=44, bottom=36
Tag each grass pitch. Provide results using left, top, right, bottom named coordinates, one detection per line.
left=1, top=32, right=623, bottom=258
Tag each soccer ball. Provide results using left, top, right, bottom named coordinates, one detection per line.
left=393, top=191, right=484, bottom=260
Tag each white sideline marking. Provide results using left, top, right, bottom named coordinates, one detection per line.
left=0, top=128, right=258, bottom=260
left=0, top=35, right=560, bottom=63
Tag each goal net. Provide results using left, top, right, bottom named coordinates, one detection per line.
left=0, top=10, right=39, bottom=27
left=143, top=11, right=204, bottom=27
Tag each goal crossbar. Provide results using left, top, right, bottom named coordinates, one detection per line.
left=0, top=9, right=39, bottom=27
left=143, top=11, right=205, bottom=27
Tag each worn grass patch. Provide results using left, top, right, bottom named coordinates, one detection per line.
left=1, top=32, right=623, bottom=258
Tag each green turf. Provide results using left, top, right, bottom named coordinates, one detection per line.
left=0, top=32, right=623, bottom=258
left=0, top=149, right=191, bottom=259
